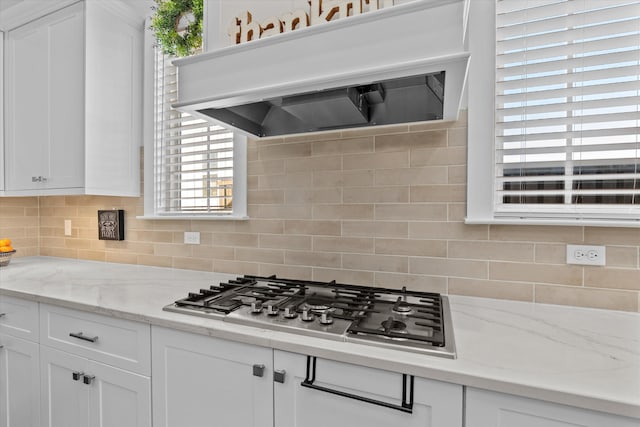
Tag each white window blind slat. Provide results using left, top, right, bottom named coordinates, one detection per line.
left=497, top=2, right=640, bottom=39
left=154, top=49, right=235, bottom=214
left=497, top=95, right=640, bottom=118
left=497, top=48, right=640, bottom=77
left=495, top=0, right=640, bottom=214
left=498, top=63, right=640, bottom=92
left=498, top=32, right=640, bottom=67
left=498, top=17, right=640, bottom=53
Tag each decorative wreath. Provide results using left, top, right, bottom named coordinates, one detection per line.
left=152, top=0, right=203, bottom=57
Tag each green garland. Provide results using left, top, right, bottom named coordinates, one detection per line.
left=152, top=0, right=203, bottom=57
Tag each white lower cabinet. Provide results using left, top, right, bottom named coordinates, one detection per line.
left=273, top=350, right=463, bottom=427
left=152, top=326, right=274, bottom=427
left=40, top=345, right=151, bottom=427
left=152, top=326, right=463, bottom=427
left=0, top=333, right=40, bottom=427
left=466, top=388, right=640, bottom=427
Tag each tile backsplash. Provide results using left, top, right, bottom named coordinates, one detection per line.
left=2, top=112, right=639, bottom=312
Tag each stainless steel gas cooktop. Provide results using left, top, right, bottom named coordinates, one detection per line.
left=164, top=275, right=456, bottom=359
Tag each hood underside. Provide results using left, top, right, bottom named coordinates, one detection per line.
left=200, top=71, right=445, bottom=137
left=174, top=0, right=469, bottom=138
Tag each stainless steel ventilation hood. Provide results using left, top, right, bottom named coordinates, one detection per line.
left=173, top=0, right=470, bottom=138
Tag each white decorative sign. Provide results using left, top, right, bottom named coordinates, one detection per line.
left=227, top=0, right=395, bottom=44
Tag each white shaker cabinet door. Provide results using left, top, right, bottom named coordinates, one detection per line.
left=273, top=350, right=463, bottom=427
left=87, top=360, right=151, bottom=427
left=152, top=326, right=274, bottom=427
left=466, top=388, right=640, bottom=427
left=5, top=2, right=84, bottom=192
left=40, top=345, right=89, bottom=427
left=40, top=345, right=151, bottom=427
left=0, top=334, right=40, bottom=427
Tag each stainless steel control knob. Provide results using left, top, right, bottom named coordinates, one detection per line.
left=284, top=307, right=298, bottom=319
left=250, top=301, right=263, bottom=314
left=266, top=304, right=279, bottom=316
left=300, top=308, right=314, bottom=322
left=320, top=311, right=334, bottom=325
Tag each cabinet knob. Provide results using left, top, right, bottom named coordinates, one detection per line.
left=0, top=313, right=6, bottom=318
left=0, top=345, right=4, bottom=349
left=72, top=371, right=84, bottom=381
left=274, top=369, right=286, bottom=384
left=83, top=375, right=95, bottom=385
left=252, top=364, right=265, bottom=377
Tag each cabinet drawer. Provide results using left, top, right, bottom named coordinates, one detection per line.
left=40, top=304, right=150, bottom=375
left=0, top=295, right=39, bottom=341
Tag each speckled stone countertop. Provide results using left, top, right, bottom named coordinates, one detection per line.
left=1, top=256, right=638, bottom=419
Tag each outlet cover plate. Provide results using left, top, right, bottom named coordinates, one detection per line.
left=566, top=244, right=606, bottom=266
left=184, top=231, right=200, bottom=245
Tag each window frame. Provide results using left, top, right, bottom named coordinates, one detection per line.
left=466, top=0, right=640, bottom=228
left=141, top=20, right=247, bottom=221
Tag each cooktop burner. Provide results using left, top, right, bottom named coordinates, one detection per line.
left=164, top=275, right=456, bottom=358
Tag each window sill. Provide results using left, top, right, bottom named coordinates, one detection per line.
left=136, top=215, right=249, bottom=221
left=465, top=216, right=640, bottom=228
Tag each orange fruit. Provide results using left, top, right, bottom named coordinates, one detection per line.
left=0, top=246, right=13, bottom=252
left=0, top=239, right=10, bottom=247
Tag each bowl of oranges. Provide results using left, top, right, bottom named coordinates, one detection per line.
left=0, top=239, right=15, bottom=267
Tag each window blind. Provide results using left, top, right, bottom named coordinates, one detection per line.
left=495, top=0, right=640, bottom=219
left=154, top=49, right=235, bottom=214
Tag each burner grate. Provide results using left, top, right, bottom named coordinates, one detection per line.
left=166, top=274, right=454, bottom=357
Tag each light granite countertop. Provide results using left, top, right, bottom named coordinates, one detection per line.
left=0, top=256, right=638, bottom=419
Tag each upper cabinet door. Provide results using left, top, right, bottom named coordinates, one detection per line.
left=0, top=30, right=4, bottom=192
left=5, top=2, right=84, bottom=191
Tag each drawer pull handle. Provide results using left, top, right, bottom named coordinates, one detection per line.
left=69, top=332, right=99, bottom=343
left=300, top=356, right=414, bottom=414
left=83, top=375, right=95, bottom=385
left=72, top=371, right=84, bottom=381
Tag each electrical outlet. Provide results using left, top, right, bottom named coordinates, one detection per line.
left=566, top=245, right=606, bottom=266
left=64, top=220, right=72, bottom=236
left=184, top=231, right=200, bottom=245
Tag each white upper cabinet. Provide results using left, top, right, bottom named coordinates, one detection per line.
left=3, top=0, right=143, bottom=196
left=0, top=30, right=4, bottom=192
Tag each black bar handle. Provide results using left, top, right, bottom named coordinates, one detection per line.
left=301, top=356, right=414, bottom=414
left=69, top=332, right=99, bottom=343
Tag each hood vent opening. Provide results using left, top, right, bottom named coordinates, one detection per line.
left=174, top=0, right=469, bottom=139
left=199, top=71, right=445, bottom=138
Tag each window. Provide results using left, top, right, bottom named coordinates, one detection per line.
left=467, top=0, right=640, bottom=226
left=143, top=41, right=247, bottom=219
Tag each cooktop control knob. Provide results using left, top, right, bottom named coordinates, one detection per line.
left=300, top=308, right=314, bottom=322
left=319, top=311, right=334, bottom=325
left=250, top=301, right=263, bottom=314
left=284, top=307, right=298, bottom=319
left=266, top=304, right=279, bottom=316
